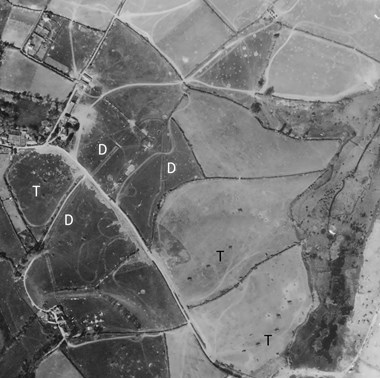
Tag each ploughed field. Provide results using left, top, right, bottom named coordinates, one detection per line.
left=1, top=0, right=380, bottom=377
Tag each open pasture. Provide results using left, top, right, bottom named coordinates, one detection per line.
left=282, top=0, right=380, bottom=62
left=0, top=48, right=73, bottom=100
left=173, top=90, right=340, bottom=177
left=166, top=325, right=226, bottom=378
left=48, top=0, right=121, bottom=30
left=66, top=336, right=169, bottom=378
left=36, top=350, right=82, bottom=378
left=155, top=0, right=233, bottom=75
left=208, top=0, right=273, bottom=29
left=120, top=0, right=233, bottom=76
left=195, top=24, right=280, bottom=91
left=154, top=174, right=319, bottom=305
left=266, top=30, right=380, bottom=101
left=2, top=7, right=40, bottom=48
left=190, top=245, right=312, bottom=376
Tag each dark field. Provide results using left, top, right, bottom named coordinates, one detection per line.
left=107, top=85, right=183, bottom=121
left=46, top=14, right=102, bottom=77
left=0, top=260, right=57, bottom=378
left=0, top=261, right=34, bottom=336
left=88, top=19, right=178, bottom=91
left=0, top=201, right=25, bottom=262
left=60, top=295, right=143, bottom=333
left=66, top=336, right=170, bottom=378
left=0, top=0, right=11, bottom=37
left=26, top=181, right=138, bottom=296
left=7, top=151, right=78, bottom=238
left=117, top=155, right=162, bottom=242
left=78, top=99, right=166, bottom=195
left=162, top=119, right=204, bottom=192
left=101, top=262, right=185, bottom=330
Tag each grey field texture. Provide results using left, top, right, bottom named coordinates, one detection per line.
left=0, top=0, right=380, bottom=377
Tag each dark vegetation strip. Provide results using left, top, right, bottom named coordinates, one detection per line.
left=4, top=164, right=37, bottom=251
left=5, top=0, right=43, bottom=11
left=184, top=84, right=251, bottom=110
left=0, top=197, right=28, bottom=258
left=188, top=242, right=300, bottom=309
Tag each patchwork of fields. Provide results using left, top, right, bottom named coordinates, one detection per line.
left=0, top=0, right=380, bottom=377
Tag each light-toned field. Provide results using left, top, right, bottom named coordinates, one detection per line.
left=341, top=220, right=380, bottom=374
left=36, top=350, right=82, bottom=378
left=190, top=245, right=312, bottom=376
left=2, top=7, right=40, bottom=48
left=120, top=0, right=233, bottom=75
left=194, top=24, right=280, bottom=91
left=265, top=30, right=380, bottom=101
left=48, top=0, right=121, bottom=30
left=166, top=326, right=227, bottom=378
left=0, top=49, right=73, bottom=100
left=282, top=0, right=380, bottom=61
left=154, top=174, right=319, bottom=305
left=208, top=0, right=271, bottom=29
left=173, top=90, right=340, bottom=177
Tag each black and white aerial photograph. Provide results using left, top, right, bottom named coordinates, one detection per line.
left=0, top=0, right=380, bottom=377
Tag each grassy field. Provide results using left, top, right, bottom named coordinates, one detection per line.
left=190, top=245, right=312, bottom=376
left=208, top=0, right=273, bottom=29
left=48, top=0, right=121, bottom=30
left=155, top=1, right=233, bottom=75
left=0, top=48, right=73, bottom=100
left=166, top=326, right=226, bottom=378
left=174, top=90, right=340, bottom=177
left=154, top=174, right=319, bottom=305
left=195, top=24, right=280, bottom=90
left=36, top=350, right=82, bottom=378
left=266, top=31, right=380, bottom=101
left=282, top=0, right=380, bottom=61
left=2, top=7, right=40, bottom=48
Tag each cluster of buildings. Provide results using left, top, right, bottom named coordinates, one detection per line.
left=24, top=13, right=70, bottom=75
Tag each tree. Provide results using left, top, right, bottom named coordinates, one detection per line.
left=264, top=86, right=275, bottom=95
